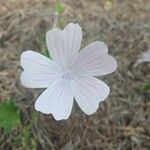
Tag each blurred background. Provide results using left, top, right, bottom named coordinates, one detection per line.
left=0, top=0, right=150, bottom=149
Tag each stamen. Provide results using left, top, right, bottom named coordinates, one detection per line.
left=62, top=71, right=74, bottom=80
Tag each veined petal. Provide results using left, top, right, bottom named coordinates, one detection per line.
left=20, top=50, right=62, bottom=88
left=73, top=41, right=117, bottom=76
left=35, top=79, right=74, bottom=120
left=71, top=76, right=110, bottom=115
left=46, top=23, right=82, bottom=68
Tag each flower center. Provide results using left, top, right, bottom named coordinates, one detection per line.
left=62, top=71, right=74, bottom=80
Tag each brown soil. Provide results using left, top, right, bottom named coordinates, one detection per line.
left=0, top=0, right=150, bottom=149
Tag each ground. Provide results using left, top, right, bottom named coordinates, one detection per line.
left=0, top=0, right=150, bottom=149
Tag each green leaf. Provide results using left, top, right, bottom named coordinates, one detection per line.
left=0, top=101, right=20, bottom=132
left=13, top=112, right=38, bottom=149
left=141, top=83, right=150, bottom=92
left=55, top=1, right=65, bottom=14
left=39, top=34, right=50, bottom=58
left=41, top=49, right=49, bottom=58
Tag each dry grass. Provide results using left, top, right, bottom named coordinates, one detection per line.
left=0, top=0, right=150, bottom=149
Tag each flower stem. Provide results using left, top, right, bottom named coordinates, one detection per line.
left=53, top=12, right=59, bottom=28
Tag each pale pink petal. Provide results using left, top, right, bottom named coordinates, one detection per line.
left=73, top=41, right=117, bottom=76
left=20, top=50, right=62, bottom=88
left=46, top=23, right=82, bottom=68
left=71, top=76, right=110, bottom=115
left=35, top=79, right=73, bottom=120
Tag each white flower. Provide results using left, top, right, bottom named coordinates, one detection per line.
left=20, top=23, right=117, bottom=120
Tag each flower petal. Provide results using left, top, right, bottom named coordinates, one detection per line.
left=73, top=41, right=117, bottom=76
left=20, top=50, right=62, bottom=88
left=35, top=79, right=74, bottom=120
left=46, top=23, right=82, bottom=68
left=71, top=76, right=110, bottom=115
